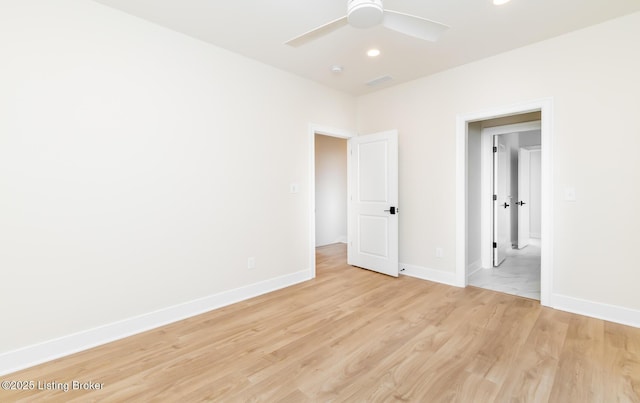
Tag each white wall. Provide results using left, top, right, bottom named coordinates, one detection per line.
left=315, top=135, right=347, bottom=246
left=0, top=0, right=355, bottom=355
left=356, top=12, right=640, bottom=311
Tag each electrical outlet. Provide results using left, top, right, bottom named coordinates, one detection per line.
left=247, top=257, right=256, bottom=269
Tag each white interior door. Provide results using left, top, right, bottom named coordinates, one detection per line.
left=493, top=135, right=509, bottom=266
left=517, top=147, right=531, bottom=249
left=348, top=130, right=398, bottom=277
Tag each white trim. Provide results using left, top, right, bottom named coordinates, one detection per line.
left=455, top=116, right=467, bottom=287
left=481, top=121, right=541, bottom=136
left=456, top=98, right=554, bottom=306
left=0, top=269, right=311, bottom=376
left=335, top=235, right=348, bottom=244
left=480, top=121, right=541, bottom=270
left=315, top=236, right=348, bottom=248
left=539, top=101, right=554, bottom=307
left=400, top=263, right=459, bottom=287
left=308, top=124, right=355, bottom=277
left=524, top=145, right=541, bottom=151
left=552, top=294, right=640, bottom=329
left=466, top=259, right=483, bottom=278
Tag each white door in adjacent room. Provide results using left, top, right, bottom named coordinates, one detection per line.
left=493, top=135, right=509, bottom=266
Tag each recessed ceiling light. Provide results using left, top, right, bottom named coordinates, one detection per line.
left=493, top=0, right=511, bottom=5
left=330, top=65, right=343, bottom=73
left=367, top=48, right=381, bottom=57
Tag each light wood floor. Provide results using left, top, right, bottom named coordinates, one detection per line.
left=3, top=243, right=640, bottom=402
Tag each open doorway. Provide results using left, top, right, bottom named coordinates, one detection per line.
left=314, top=134, right=348, bottom=247
left=308, top=125, right=353, bottom=278
left=456, top=98, right=553, bottom=307
left=314, top=133, right=349, bottom=279
left=468, top=128, right=542, bottom=299
left=309, top=125, right=399, bottom=278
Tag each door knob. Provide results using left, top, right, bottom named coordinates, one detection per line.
left=384, top=206, right=397, bottom=215
left=516, top=201, right=526, bottom=206
left=502, top=202, right=510, bottom=208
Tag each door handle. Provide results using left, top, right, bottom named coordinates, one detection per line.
left=502, top=202, right=510, bottom=208
left=384, top=206, right=397, bottom=215
left=516, top=201, right=526, bottom=206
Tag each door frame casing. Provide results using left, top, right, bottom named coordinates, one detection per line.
left=456, top=98, right=554, bottom=307
left=308, top=124, right=355, bottom=278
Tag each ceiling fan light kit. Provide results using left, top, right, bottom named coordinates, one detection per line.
left=285, top=0, right=449, bottom=47
left=348, top=0, right=384, bottom=28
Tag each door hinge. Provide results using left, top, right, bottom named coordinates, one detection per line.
left=493, top=146, right=497, bottom=153
left=493, top=242, right=497, bottom=248
left=493, top=195, right=497, bottom=201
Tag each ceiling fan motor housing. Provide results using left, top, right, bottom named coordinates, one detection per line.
left=347, top=0, right=384, bottom=28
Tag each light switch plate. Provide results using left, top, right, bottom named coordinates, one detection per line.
left=564, top=187, right=576, bottom=202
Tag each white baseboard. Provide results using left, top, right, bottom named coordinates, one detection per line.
left=400, top=263, right=459, bottom=287
left=316, top=236, right=347, bottom=247
left=335, top=235, right=347, bottom=244
left=466, top=259, right=483, bottom=278
left=552, top=293, right=640, bottom=329
left=0, top=269, right=312, bottom=376
left=401, top=262, right=640, bottom=328
left=530, top=233, right=541, bottom=239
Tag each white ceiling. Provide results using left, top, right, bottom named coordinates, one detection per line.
left=92, top=0, right=640, bottom=95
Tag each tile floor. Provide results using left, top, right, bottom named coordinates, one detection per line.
left=468, top=238, right=541, bottom=300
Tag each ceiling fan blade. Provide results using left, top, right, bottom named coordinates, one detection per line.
left=285, top=16, right=349, bottom=47
left=382, top=10, right=449, bottom=42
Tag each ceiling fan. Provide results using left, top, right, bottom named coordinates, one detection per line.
left=285, top=0, right=449, bottom=47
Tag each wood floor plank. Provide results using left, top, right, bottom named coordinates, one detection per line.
left=493, top=308, right=570, bottom=403
left=602, top=322, right=640, bottom=403
left=2, top=243, right=640, bottom=402
left=548, top=314, right=605, bottom=402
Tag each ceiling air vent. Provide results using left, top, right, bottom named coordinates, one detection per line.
left=366, top=75, right=393, bottom=87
